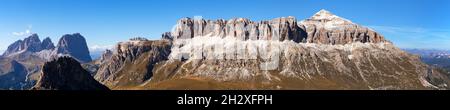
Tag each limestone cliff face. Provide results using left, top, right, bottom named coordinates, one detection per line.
left=173, top=16, right=308, bottom=42
left=32, top=57, right=109, bottom=90
left=3, top=34, right=47, bottom=57
left=139, top=10, right=442, bottom=90
left=55, top=33, right=92, bottom=63
left=0, top=33, right=94, bottom=90
left=299, top=9, right=386, bottom=44
left=41, top=37, right=55, bottom=50
left=79, top=10, right=448, bottom=90
left=171, top=9, right=386, bottom=45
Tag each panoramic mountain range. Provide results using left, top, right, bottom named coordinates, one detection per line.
left=1, top=9, right=450, bottom=90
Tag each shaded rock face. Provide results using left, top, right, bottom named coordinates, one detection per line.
left=3, top=40, right=24, bottom=56
left=41, top=37, right=55, bottom=50
left=95, top=40, right=172, bottom=88
left=20, top=34, right=43, bottom=52
left=2, top=34, right=50, bottom=56
left=56, top=33, right=92, bottom=63
left=32, top=57, right=109, bottom=90
left=157, top=41, right=435, bottom=89
left=0, top=58, right=28, bottom=90
left=2, top=34, right=56, bottom=58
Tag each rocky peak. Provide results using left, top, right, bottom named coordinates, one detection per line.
left=2, top=34, right=43, bottom=56
left=31, top=56, right=109, bottom=90
left=56, top=33, right=92, bottom=63
left=41, top=37, right=55, bottom=50
left=22, top=34, right=43, bottom=52
left=115, top=39, right=171, bottom=63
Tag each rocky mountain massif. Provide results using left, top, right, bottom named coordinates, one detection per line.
left=0, top=57, right=28, bottom=90
left=1, top=9, right=448, bottom=90
left=0, top=33, right=92, bottom=90
left=92, top=10, right=449, bottom=90
left=172, top=10, right=385, bottom=44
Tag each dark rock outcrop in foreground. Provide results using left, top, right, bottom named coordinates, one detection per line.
left=32, top=57, right=109, bottom=90
left=0, top=33, right=95, bottom=90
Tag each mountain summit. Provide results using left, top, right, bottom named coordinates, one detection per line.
left=311, top=9, right=348, bottom=21
left=55, top=33, right=92, bottom=63
left=298, top=9, right=385, bottom=44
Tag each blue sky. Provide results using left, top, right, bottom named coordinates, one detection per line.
left=0, top=0, right=449, bottom=53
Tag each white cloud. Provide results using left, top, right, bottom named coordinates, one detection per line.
left=12, top=25, right=33, bottom=37
left=89, top=45, right=114, bottom=52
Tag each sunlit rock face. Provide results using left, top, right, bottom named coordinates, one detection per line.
left=91, top=10, right=447, bottom=90
left=55, top=33, right=92, bottom=63
left=300, top=9, right=386, bottom=44
left=149, top=9, right=441, bottom=90
left=172, top=16, right=308, bottom=42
